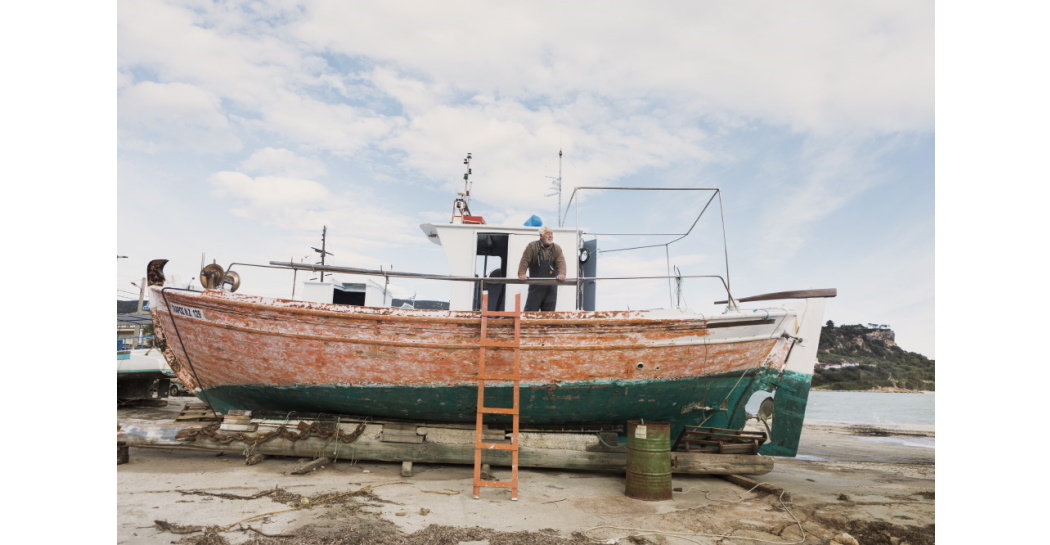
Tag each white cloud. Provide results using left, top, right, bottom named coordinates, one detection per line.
left=208, top=171, right=330, bottom=227
left=118, top=81, right=241, bottom=152
left=239, top=148, right=327, bottom=178
left=117, top=0, right=309, bottom=107
left=259, top=92, right=399, bottom=154
left=293, top=1, right=932, bottom=134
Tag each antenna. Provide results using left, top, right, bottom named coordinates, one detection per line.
left=452, top=153, right=474, bottom=220
left=312, top=225, right=334, bottom=282
left=545, top=149, right=563, bottom=226
left=463, top=152, right=473, bottom=206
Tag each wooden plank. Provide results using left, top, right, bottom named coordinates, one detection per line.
left=291, top=457, right=331, bottom=475
left=718, top=474, right=790, bottom=501
left=381, top=422, right=424, bottom=443
left=175, top=403, right=221, bottom=422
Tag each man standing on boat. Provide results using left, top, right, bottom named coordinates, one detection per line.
left=518, top=226, right=567, bottom=311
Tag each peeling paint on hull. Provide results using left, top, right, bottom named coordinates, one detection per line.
left=150, top=287, right=821, bottom=455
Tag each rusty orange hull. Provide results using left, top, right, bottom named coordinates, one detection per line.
left=150, top=286, right=806, bottom=441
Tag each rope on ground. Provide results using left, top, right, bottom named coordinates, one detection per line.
left=583, top=484, right=805, bottom=545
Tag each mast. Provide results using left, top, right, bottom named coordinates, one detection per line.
left=452, top=153, right=473, bottom=221
left=312, top=226, right=334, bottom=282
left=546, top=149, right=563, bottom=227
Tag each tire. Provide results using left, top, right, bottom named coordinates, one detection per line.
left=170, top=384, right=180, bottom=397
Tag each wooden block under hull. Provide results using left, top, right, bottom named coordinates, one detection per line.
left=117, top=419, right=774, bottom=476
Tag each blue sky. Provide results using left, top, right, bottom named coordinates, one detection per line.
left=108, top=0, right=935, bottom=356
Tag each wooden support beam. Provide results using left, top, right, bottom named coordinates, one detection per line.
left=291, top=457, right=331, bottom=475
left=118, top=419, right=774, bottom=475
left=718, top=474, right=790, bottom=501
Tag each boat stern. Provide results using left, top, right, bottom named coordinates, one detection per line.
left=758, top=293, right=832, bottom=456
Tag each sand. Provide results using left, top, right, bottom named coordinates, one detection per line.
left=115, top=399, right=934, bottom=544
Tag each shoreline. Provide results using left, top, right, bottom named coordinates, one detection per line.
left=811, top=387, right=935, bottom=394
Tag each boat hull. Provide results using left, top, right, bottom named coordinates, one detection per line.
left=149, top=286, right=824, bottom=454
left=192, top=369, right=791, bottom=427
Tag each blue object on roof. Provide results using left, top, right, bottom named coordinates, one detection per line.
left=524, top=215, right=543, bottom=226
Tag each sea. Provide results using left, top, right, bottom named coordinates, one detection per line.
left=743, top=390, right=936, bottom=452
left=803, top=390, right=935, bottom=427
left=745, top=390, right=935, bottom=427
left=791, top=390, right=936, bottom=452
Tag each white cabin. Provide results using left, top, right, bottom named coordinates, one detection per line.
left=299, top=277, right=394, bottom=307
left=420, top=222, right=593, bottom=312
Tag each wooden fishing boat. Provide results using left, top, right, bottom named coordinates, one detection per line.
left=147, top=159, right=834, bottom=456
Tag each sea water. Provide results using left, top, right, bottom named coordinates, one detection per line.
left=745, top=390, right=935, bottom=427
left=744, top=390, right=936, bottom=455
left=804, top=390, right=935, bottom=426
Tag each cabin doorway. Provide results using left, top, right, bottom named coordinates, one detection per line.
left=472, top=233, right=509, bottom=311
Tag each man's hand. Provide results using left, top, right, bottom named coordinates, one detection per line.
left=518, top=274, right=526, bottom=281
left=557, top=274, right=565, bottom=282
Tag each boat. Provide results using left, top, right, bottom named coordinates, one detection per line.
left=146, top=155, right=835, bottom=456
left=117, top=339, right=175, bottom=400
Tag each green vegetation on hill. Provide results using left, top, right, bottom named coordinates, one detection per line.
left=813, top=321, right=934, bottom=391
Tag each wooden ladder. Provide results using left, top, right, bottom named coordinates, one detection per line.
left=472, top=291, right=522, bottom=500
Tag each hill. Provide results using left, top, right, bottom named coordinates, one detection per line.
left=813, top=321, right=934, bottom=391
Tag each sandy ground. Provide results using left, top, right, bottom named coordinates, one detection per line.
left=116, top=398, right=934, bottom=545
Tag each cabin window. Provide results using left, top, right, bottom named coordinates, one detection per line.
left=333, top=283, right=366, bottom=306
left=473, top=233, right=509, bottom=311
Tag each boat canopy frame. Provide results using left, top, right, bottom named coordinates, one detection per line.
left=561, top=186, right=736, bottom=310
left=256, top=187, right=740, bottom=311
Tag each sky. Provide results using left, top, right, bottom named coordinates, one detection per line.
left=109, top=0, right=938, bottom=357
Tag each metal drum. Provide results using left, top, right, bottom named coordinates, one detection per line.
left=625, top=420, right=672, bottom=501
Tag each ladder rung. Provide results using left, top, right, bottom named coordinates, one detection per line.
left=480, top=341, right=518, bottom=348
left=482, top=310, right=521, bottom=317
left=475, top=442, right=518, bottom=451
left=474, top=480, right=517, bottom=489
left=478, top=407, right=518, bottom=415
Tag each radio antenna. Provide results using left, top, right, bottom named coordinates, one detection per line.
left=452, top=153, right=473, bottom=220
left=545, top=149, right=563, bottom=226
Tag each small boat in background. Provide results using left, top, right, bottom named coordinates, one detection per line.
left=117, top=338, right=174, bottom=401
left=147, top=156, right=835, bottom=456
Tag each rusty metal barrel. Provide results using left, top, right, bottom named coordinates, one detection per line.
left=625, top=420, right=672, bottom=501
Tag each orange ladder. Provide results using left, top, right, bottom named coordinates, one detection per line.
left=472, top=291, right=522, bottom=500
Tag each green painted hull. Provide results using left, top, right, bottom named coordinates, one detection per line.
left=194, top=367, right=813, bottom=455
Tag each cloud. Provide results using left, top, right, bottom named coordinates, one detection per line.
left=208, top=171, right=330, bottom=228
left=117, top=0, right=309, bottom=107
left=117, top=1, right=931, bottom=179
left=378, top=90, right=714, bottom=212
left=258, top=92, right=399, bottom=154
left=293, top=1, right=932, bottom=134
left=206, top=168, right=427, bottom=251
left=118, top=81, right=241, bottom=153
left=239, top=148, right=327, bottom=178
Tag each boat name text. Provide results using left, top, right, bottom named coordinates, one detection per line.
left=171, top=304, right=205, bottom=320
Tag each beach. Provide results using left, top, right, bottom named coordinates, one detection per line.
left=116, top=400, right=934, bottom=544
